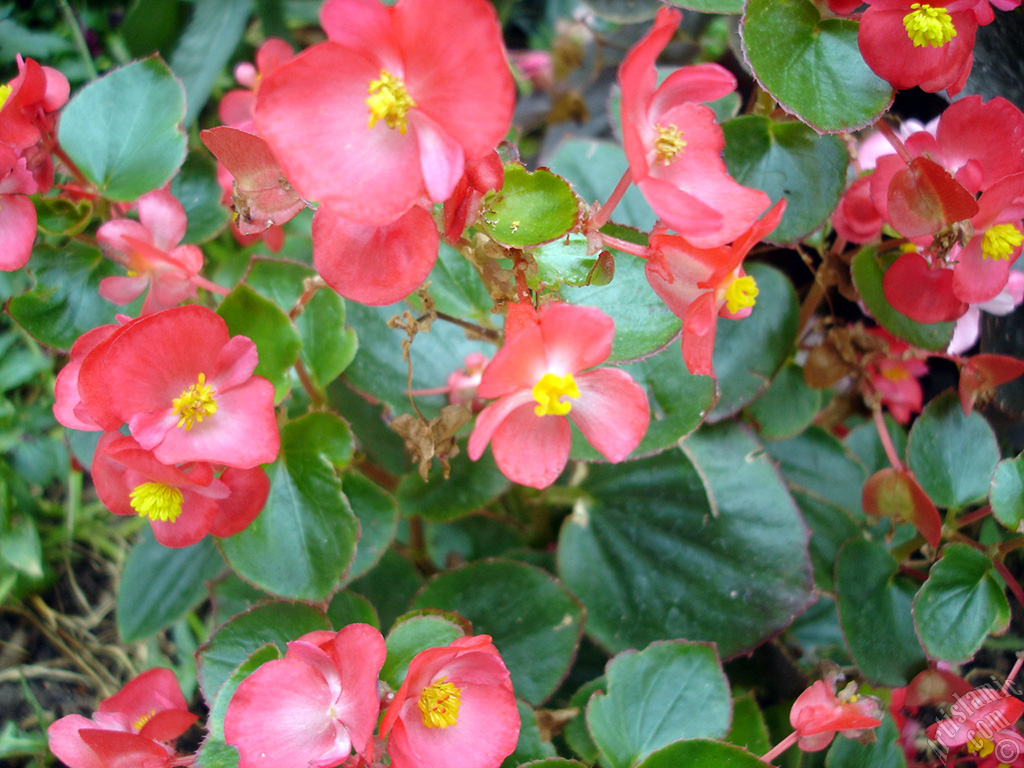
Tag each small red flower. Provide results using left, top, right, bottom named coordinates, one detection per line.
left=790, top=672, right=884, bottom=752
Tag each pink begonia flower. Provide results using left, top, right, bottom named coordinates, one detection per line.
left=67, top=305, right=279, bottom=469
left=48, top=668, right=196, bottom=768
left=0, top=142, right=39, bottom=270
left=468, top=302, right=649, bottom=489
left=255, top=0, right=515, bottom=226
left=645, top=199, right=786, bottom=377
left=0, top=55, right=69, bottom=152
left=862, top=328, right=929, bottom=424
left=225, top=624, right=386, bottom=768
left=380, top=635, right=520, bottom=768
left=930, top=688, right=1024, bottom=753
left=443, top=151, right=504, bottom=245
left=91, top=431, right=269, bottom=547
left=219, top=38, right=294, bottom=129
left=96, top=190, right=206, bottom=314
left=948, top=271, right=1024, bottom=354
left=789, top=673, right=883, bottom=752
left=619, top=7, right=770, bottom=248
left=202, top=126, right=307, bottom=236
left=832, top=176, right=885, bottom=244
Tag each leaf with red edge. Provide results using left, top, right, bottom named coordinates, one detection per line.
left=863, top=467, right=942, bottom=547
left=959, top=354, right=1024, bottom=414
left=882, top=251, right=968, bottom=324
left=887, top=157, right=978, bottom=239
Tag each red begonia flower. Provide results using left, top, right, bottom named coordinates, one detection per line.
left=832, top=176, right=885, bottom=244
left=883, top=250, right=969, bottom=323
left=929, top=688, right=1024, bottom=752
left=468, top=302, right=649, bottom=489
left=862, top=327, right=929, bottom=423
left=47, top=668, right=196, bottom=768
left=443, top=151, right=504, bottom=245
left=224, top=624, right=387, bottom=768
left=255, top=0, right=515, bottom=226
left=959, top=353, right=1024, bottom=414
left=73, top=306, right=279, bottom=469
left=380, top=635, right=520, bottom=768
left=619, top=7, right=770, bottom=248
left=644, top=199, right=786, bottom=376
left=0, top=55, right=69, bottom=151
left=219, top=37, right=294, bottom=129
left=790, top=674, right=884, bottom=752
left=91, top=431, right=269, bottom=547
left=0, top=142, right=39, bottom=270
left=97, top=190, right=206, bottom=314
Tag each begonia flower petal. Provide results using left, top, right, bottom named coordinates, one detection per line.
left=137, top=190, right=187, bottom=252
left=0, top=193, right=36, bottom=271
left=571, top=368, right=650, bottom=462
left=490, top=403, right=571, bottom=489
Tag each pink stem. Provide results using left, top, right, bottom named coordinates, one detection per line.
left=873, top=406, right=906, bottom=471
left=876, top=120, right=915, bottom=166
left=194, top=276, right=230, bottom=296
left=760, top=731, right=800, bottom=764
left=591, top=170, right=633, bottom=229
left=1003, top=653, right=1024, bottom=695
left=994, top=560, right=1024, bottom=618
left=599, top=232, right=648, bottom=258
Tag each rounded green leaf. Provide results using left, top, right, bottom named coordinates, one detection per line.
left=217, top=283, right=302, bottom=400
left=740, top=0, right=893, bottom=132
left=349, top=549, right=424, bottom=632
left=296, top=287, right=358, bottom=389
left=397, top=450, right=510, bottom=522
left=342, top=471, right=398, bottom=584
left=559, top=423, right=814, bottom=658
left=34, top=197, right=93, bottom=236
left=826, top=712, right=906, bottom=768
left=117, top=528, right=224, bottom=643
left=566, top=677, right=605, bottom=764
left=58, top=56, right=187, bottom=201
left=483, top=163, right=579, bottom=247
left=723, top=115, right=848, bottom=243
left=636, top=739, right=767, bottom=768
left=746, top=362, right=822, bottom=440
left=326, top=590, right=378, bottom=629
left=508, top=699, right=558, bottom=766
left=411, top=559, right=584, bottom=705
left=666, top=0, right=743, bottom=12
left=710, top=263, right=800, bottom=420
left=219, top=413, right=358, bottom=601
left=171, top=154, right=230, bottom=244
left=836, top=538, right=926, bottom=686
left=991, top=455, right=1024, bottom=532
left=727, top=693, right=771, bottom=755
left=907, top=390, right=1000, bottom=510
left=380, top=611, right=468, bottom=689
left=851, top=248, right=955, bottom=351
left=913, top=543, right=1010, bottom=662
left=197, top=600, right=330, bottom=702
left=587, top=641, right=731, bottom=768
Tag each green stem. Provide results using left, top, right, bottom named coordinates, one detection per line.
left=58, top=0, right=98, bottom=81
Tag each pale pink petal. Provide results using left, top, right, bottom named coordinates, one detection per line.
left=321, top=0, right=401, bottom=67
left=571, top=368, right=649, bottom=462
left=100, top=667, right=189, bottom=718
left=99, top=274, right=149, bottom=306
left=0, top=193, right=36, bottom=270
left=467, top=389, right=536, bottom=461
left=490, top=403, right=571, bottom=489
left=137, top=190, right=187, bottom=251
left=47, top=715, right=111, bottom=768
left=325, top=624, right=387, bottom=755
left=537, top=303, right=614, bottom=374
left=411, top=112, right=465, bottom=203
left=213, top=336, right=260, bottom=391
left=649, top=63, right=736, bottom=116
left=312, top=205, right=439, bottom=305
left=475, top=323, right=549, bottom=399
left=97, top=219, right=152, bottom=266
left=283, top=641, right=343, bottom=703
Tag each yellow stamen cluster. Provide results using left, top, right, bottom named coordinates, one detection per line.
left=172, top=373, right=218, bottom=430
left=723, top=275, right=759, bottom=315
left=532, top=372, right=581, bottom=417
left=967, top=735, right=995, bottom=758
left=903, top=4, right=956, bottom=48
left=418, top=678, right=461, bottom=729
left=654, top=124, right=686, bottom=165
left=366, top=70, right=416, bottom=134
left=881, top=365, right=910, bottom=382
left=130, top=483, right=184, bottom=523
left=132, top=709, right=157, bottom=732
left=982, top=223, right=1024, bottom=261
left=0, top=84, right=11, bottom=111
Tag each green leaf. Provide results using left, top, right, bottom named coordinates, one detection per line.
left=8, top=242, right=126, bottom=349
left=559, top=423, right=813, bottom=658
left=913, top=543, right=1010, bottom=662
left=766, top=427, right=867, bottom=518
left=326, top=590, right=378, bottom=629
left=349, top=549, right=423, bottom=632
left=727, top=693, right=771, bottom=755
left=740, top=0, right=893, bottom=132
left=0, top=516, right=42, bottom=578
left=546, top=139, right=655, bottom=232
left=296, top=287, right=357, bottom=389
left=219, top=413, right=358, bottom=601
left=836, top=538, right=925, bottom=686
left=533, top=234, right=599, bottom=289
left=343, top=471, right=398, bottom=584
left=58, top=57, right=187, bottom=200
left=117, top=528, right=224, bottom=642
left=381, top=611, right=468, bottom=689
left=991, top=454, right=1024, bottom=531
left=666, top=0, right=742, bottom=12
left=422, top=243, right=495, bottom=322
left=483, top=163, right=579, bottom=247
left=217, top=283, right=302, bottom=399
left=851, top=249, right=954, bottom=351
left=244, top=258, right=315, bottom=310
left=122, top=0, right=184, bottom=57
left=845, top=415, right=908, bottom=476
left=745, top=362, right=822, bottom=440
left=710, top=263, right=799, bottom=420
left=171, top=154, right=230, bottom=244
left=411, top=559, right=584, bottom=705
left=587, top=642, right=731, bottom=768
left=169, top=0, right=255, bottom=125
left=505, top=700, right=557, bottom=767
left=723, top=115, right=848, bottom=243
left=196, top=600, right=329, bottom=702
left=34, top=197, right=93, bottom=236
left=396, top=450, right=510, bottom=522
left=826, top=712, right=906, bottom=768
left=566, top=678, right=605, bottom=764
left=636, top=739, right=767, bottom=768
left=907, top=390, right=1000, bottom=510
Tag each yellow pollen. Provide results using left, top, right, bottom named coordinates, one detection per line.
left=654, top=124, right=687, bottom=165
left=968, top=735, right=995, bottom=758
left=418, top=678, right=461, bottom=729
left=723, top=275, right=759, bottom=315
left=532, top=372, right=581, bottom=417
left=172, top=373, right=217, bottom=430
left=0, top=84, right=11, bottom=111
left=132, top=709, right=156, bottom=732
left=982, top=223, right=1024, bottom=260
left=881, top=366, right=910, bottom=382
left=903, top=4, right=956, bottom=48
left=366, top=70, right=416, bottom=134
left=130, top=483, right=184, bottom=523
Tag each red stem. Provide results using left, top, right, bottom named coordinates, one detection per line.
left=591, top=169, right=633, bottom=229
left=876, top=120, right=915, bottom=166
left=873, top=406, right=905, bottom=471
left=760, top=731, right=800, bottom=764
left=1003, top=653, right=1024, bottom=695
left=994, top=560, right=1024, bottom=616
left=954, top=505, right=992, bottom=529
left=51, top=141, right=92, bottom=190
